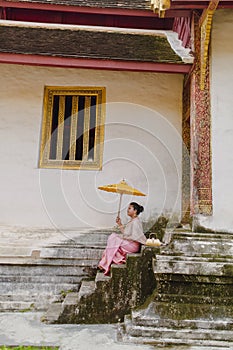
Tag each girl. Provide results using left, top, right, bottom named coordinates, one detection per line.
left=98, top=202, right=147, bottom=276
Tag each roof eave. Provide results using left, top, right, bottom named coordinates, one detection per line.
left=0, top=52, right=192, bottom=73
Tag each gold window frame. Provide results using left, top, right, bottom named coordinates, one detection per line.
left=39, top=86, right=106, bottom=170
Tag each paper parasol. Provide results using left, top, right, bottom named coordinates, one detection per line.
left=98, top=179, right=146, bottom=216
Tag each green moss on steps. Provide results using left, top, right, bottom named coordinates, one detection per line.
left=55, top=247, right=160, bottom=324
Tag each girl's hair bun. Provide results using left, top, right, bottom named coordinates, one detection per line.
left=130, top=202, right=144, bottom=215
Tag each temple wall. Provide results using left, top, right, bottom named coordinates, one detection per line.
left=0, top=64, right=183, bottom=231
left=197, top=10, right=233, bottom=232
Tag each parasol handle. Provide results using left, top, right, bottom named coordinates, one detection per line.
left=117, top=193, right=123, bottom=217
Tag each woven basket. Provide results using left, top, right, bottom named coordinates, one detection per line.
left=145, top=233, right=162, bottom=247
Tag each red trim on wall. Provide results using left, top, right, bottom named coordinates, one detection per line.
left=0, top=53, right=192, bottom=74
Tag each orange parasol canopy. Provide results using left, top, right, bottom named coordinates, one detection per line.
left=98, top=179, right=146, bottom=216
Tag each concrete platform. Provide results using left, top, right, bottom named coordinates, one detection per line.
left=0, top=312, right=152, bottom=350
left=0, top=312, right=228, bottom=350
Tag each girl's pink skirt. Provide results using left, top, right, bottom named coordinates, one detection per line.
left=98, top=233, right=140, bottom=275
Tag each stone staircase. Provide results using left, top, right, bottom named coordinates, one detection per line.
left=43, top=246, right=159, bottom=324
left=119, top=230, right=233, bottom=348
left=0, top=229, right=111, bottom=312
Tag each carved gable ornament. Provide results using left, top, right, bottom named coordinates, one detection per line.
left=151, top=0, right=171, bottom=18
left=199, top=0, right=219, bottom=90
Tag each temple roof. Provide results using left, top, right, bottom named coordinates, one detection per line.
left=1, top=0, right=233, bottom=10
left=1, top=0, right=151, bottom=10
left=0, top=0, right=200, bottom=72
left=0, top=21, right=193, bottom=64
left=0, top=0, right=231, bottom=73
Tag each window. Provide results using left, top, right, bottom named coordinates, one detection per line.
left=39, top=86, right=106, bottom=170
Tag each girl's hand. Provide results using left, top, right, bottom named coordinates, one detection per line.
left=116, top=216, right=124, bottom=233
left=116, top=216, right=122, bottom=226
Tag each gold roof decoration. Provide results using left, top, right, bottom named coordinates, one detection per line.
left=199, top=0, right=219, bottom=90
left=151, top=0, right=171, bottom=18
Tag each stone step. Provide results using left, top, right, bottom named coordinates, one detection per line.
left=0, top=282, right=79, bottom=295
left=40, top=246, right=104, bottom=259
left=110, top=263, right=127, bottom=275
left=156, top=278, right=233, bottom=297
left=42, top=291, right=81, bottom=324
left=0, top=257, right=100, bottom=266
left=157, top=254, right=233, bottom=263
left=0, top=292, right=60, bottom=302
left=0, top=274, right=82, bottom=284
left=128, top=312, right=233, bottom=331
left=152, top=301, right=233, bottom=319
left=0, top=301, right=35, bottom=311
left=0, top=246, right=104, bottom=260
left=153, top=255, right=233, bottom=276
left=155, top=293, right=233, bottom=306
left=124, top=323, right=233, bottom=341
left=172, top=231, right=233, bottom=241
left=0, top=246, right=34, bottom=257
left=0, top=294, right=49, bottom=302
left=0, top=232, right=107, bottom=256
left=78, top=280, right=96, bottom=301
left=0, top=230, right=110, bottom=245
left=121, top=333, right=233, bottom=347
left=62, top=292, right=79, bottom=306
left=126, top=300, right=233, bottom=323
left=45, top=231, right=110, bottom=245
left=0, top=264, right=91, bottom=276
left=42, top=303, right=64, bottom=323
left=95, top=271, right=111, bottom=284
left=0, top=292, right=62, bottom=311
left=164, top=231, right=233, bottom=258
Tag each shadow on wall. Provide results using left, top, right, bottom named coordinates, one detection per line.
left=143, top=215, right=169, bottom=242
left=143, top=213, right=193, bottom=243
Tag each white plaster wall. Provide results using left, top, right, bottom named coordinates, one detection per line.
left=198, top=9, right=233, bottom=232
left=0, top=64, right=183, bottom=231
